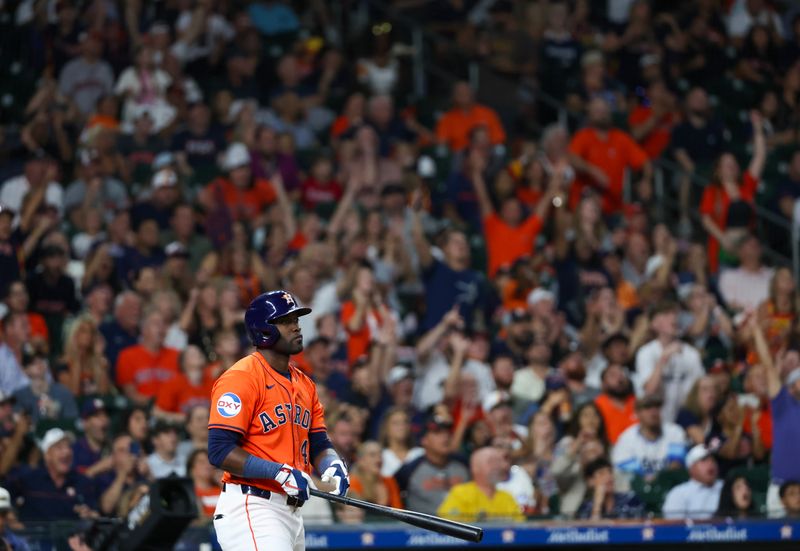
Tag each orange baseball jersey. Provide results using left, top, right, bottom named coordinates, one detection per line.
left=208, top=352, right=327, bottom=494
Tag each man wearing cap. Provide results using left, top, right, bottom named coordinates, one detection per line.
left=395, top=415, right=469, bottom=515
left=73, top=399, right=111, bottom=478
left=633, top=301, right=704, bottom=423
left=201, top=142, right=278, bottom=225
left=662, top=444, right=723, bottom=519
left=130, top=168, right=181, bottom=230
left=161, top=203, right=212, bottom=272
left=612, top=394, right=687, bottom=483
left=8, top=428, right=98, bottom=521
left=0, top=487, right=30, bottom=551
left=482, top=391, right=525, bottom=448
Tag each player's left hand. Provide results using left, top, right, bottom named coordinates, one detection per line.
left=321, top=459, right=350, bottom=496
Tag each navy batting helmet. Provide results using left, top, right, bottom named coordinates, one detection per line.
left=245, top=290, right=311, bottom=348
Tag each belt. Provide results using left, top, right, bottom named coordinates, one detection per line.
left=222, top=482, right=304, bottom=508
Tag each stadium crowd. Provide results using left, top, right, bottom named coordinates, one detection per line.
left=2, top=0, right=800, bottom=546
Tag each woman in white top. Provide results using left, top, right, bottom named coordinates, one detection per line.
left=115, top=46, right=176, bottom=132
left=379, top=407, right=424, bottom=477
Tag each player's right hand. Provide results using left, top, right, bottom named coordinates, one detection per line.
left=274, top=464, right=314, bottom=502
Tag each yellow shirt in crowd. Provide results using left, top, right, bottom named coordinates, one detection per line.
left=437, top=482, right=525, bottom=522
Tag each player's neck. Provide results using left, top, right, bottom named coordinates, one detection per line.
left=258, top=349, right=290, bottom=373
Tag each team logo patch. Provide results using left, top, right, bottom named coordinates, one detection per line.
left=217, top=392, right=242, bottom=418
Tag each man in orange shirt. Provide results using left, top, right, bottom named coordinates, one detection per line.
left=569, top=97, right=652, bottom=214
left=435, top=81, right=506, bottom=152
left=594, top=364, right=637, bottom=445
left=628, top=81, right=678, bottom=160
left=201, top=142, right=277, bottom=225
left=116, top=309, right=180, bottom=405
left=471, top=150, right=563, bottom=276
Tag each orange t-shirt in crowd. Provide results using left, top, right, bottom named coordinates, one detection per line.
left=195, top=485, right=221, bottom=516
left=435, top=104, right=506, bottom=152
left=340, top=301, right=383, bottom=365
left=27, top=312, right=49, bottom=340
left=206, top=177, right=277, bottom=222
left=568, top=128, right=649, bottom=214
left=484, top=213, right=543, bottom=277
left=594, top=393, right=638, bottom=445
left=116, top=344, right=180, bottom=398
left=699, top=171, right=758, bottom=273
left=208, top=353, right=327, bottom=493
left=349, top=474, right=403, bottom=509
left=615, top=280, right=640, bottom=310
left=627, top=106, right=676, bottom=160
left=742, top=402, right=773, bottom=451
left=155, top=371, right=214, bottom=414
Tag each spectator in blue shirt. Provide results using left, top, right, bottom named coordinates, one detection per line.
left=73, top=399, right=110, bottom=479
left=99, top=291, right=141, bottom=374
left=0, top=487, right=29, bottom=551
left=9, top=428, right=98, bottom=521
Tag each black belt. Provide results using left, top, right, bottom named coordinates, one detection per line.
left=222, top=483, right=303, bottom=508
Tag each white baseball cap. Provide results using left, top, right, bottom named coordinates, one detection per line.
left=151, top=168, right=177, bottom=189
left=527, top=287, right=555, bottom=307
left=386, top=365, right=413, bottom=386
left=222, top=142, right=251, bottom=171
left=40, top=428, right=75, bottom=454
left=685, top=444, right=713, bottom=469
left=482, top=390, right=512, bottom=413
left=0, top=487, right=10, bottom=510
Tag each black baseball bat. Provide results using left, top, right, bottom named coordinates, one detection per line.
left=309, top=489, right=484, bottom=543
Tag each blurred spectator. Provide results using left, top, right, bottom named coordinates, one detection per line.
left=628, top=81, right=679, bottom=160
left=349, top=441, right=403, bottom=511
left=171, top=102, right=226, bottom=178
left=0, top=487, right=29, bottom=551
left=115, top=309, right=180, bottom=405
left=187, top=448, right=220, bottom=522
left=780, top=481, right=800, bottom=517
left=121, top=406, right=151, bottom=456
left=13, top=349, right=78, bottom=424
left=0, top=208, right=20, bottom=300
left=146, top=422, right=185, bottom=479
left=395, top=416, right=469, bottom=516
left=98, top=433, right=151, bottom=517
left=613, top=394, right=687, bottom=482
left=576, top=458, right=644, bottom=520
left=72, top=399, right=110, bottom=478
left=700, top=112, right=765, bottom=273
left=58, top=32, right=114, bottom=117
left=662, top=444, right=723, bottom=520
left=716, top=475, right=757, bottom=518
left=718, top=234, right=773, bottom=312
left=437, top=446, right=523, bottom=522
left=63, top=149, right=129, bottom=226
left=676, top=376, right=720, bottom=446
left=178, top=405, right=211, bottom=462
left=706, top=391, right=766, bottom=476
left=727, top=0, right=784, bottom=43
left=99, top=291, right=142, bottom=371
left=494, top=437, right=536, bottom=516
left=568, top=97, right=651, bottom=215
left=154, top=345, right=212, bottom=424
left=517, top=411, right=558, bottom=509
left=594, top=364, right=637, bottom=445
left=115, top=48, right=175, bottom=133
left=57, top=315, right=111, bottom=397
left=379, top=406, right=423, bottom=478
left=10, top=428, right=98, bottom=521
left=775, top=150, right=800, bottom=221
left=634, top=301, right=704, bottom=423
left=435, top=82, right=506, bottom=153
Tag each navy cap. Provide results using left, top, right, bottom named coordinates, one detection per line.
left=81, top=397, right=107, bottom=419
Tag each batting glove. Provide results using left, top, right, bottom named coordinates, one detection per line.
left=321, top=459, right=350, bottom=496
left=275, top=464, right=314, bottom=503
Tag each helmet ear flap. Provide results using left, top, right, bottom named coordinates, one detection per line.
left=261, top=323, right=280, bottom=348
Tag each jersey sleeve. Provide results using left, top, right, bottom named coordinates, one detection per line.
left=624, top=134, right=649, bottom=170
left=208, top=368, right=259, bottom=435
left=115, top=348, right=135, bottom=387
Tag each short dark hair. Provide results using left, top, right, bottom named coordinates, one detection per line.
left=780, top=481, right=800, bottom=499
left=583, top=457, right=612, bottom=480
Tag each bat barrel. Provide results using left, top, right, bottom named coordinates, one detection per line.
left=309, top=489, right=484, bottom=543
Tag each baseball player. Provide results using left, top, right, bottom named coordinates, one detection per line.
left=208, top=290, right=350, bottom=551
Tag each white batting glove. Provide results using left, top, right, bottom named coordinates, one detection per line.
left=275, top=464, right=315, bottom=502
left=321, top=459, right=350, bottom=496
